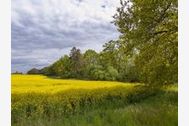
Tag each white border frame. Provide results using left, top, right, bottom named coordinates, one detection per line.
left=0, top=0, right=11, bottom=125
left=178, top=0, right=189, bottom=126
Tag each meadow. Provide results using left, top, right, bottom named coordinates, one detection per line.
left=12, top=75, right=178, bottom=126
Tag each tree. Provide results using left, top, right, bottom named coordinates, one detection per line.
left=83, top=49, right=99, bottom=78
left=27, top=68, right=41, bottom=74
left=113, top=0, right=178, bottom=85
left=51, top=55, right=72, bottom=77
left=60, top=55, right=72, bottom=78
left=69, top=47, right=84, bottom=78
left=105, top=66, right=119, bottom=81
left=12, top=71, right=23, bottom=74
left=83, top=49, right=99, bottom=65
left=40, top=67, right=51, bottom=76
left=100, top=40, right=119, bottom=68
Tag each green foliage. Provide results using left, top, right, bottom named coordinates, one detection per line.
left=27, top=68, right=41, bottom=74
left=69, top=47, right=84, bottom=78
left=83, top=49, right=99, bottom=78
left=113, top=0, right=178, bottom=85
left=44, top=55, right=72, bottom=77
left=105, top=66, right=119, bottom=81
left=41, top=46, right=130, bottom=81
left=83, top=49, right=99, bottom=65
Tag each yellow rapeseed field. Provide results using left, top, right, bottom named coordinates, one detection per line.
left=12, top=74, right=138, bottom=94
left=12, top=74, right=141, bottom=124
left=11, top=75, right=177, bottom=126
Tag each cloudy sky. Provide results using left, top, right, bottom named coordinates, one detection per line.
left=11, top=0, right=120, bottom=73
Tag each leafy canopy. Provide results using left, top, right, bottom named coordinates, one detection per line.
left=113, top=0, right=178, bottom=85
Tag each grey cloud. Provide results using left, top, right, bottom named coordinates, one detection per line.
left=11, top=0, right=120, bottom=73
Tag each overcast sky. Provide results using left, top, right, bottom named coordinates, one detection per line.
left=12, top=0, right=120, bottom=73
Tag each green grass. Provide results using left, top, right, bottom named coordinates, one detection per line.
left=12, top=75, right=178, bottom=126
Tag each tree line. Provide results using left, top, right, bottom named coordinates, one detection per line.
left=27, top=0, right=178, bottom=86
left=28, top=44, right=139, bottom=82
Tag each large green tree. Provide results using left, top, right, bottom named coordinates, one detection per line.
left=113, top=0, right=178, bottom=85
